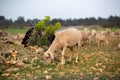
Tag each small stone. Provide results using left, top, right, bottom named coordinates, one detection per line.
left=6, top=60, right=16, bottom=65
left=46, top=75, right=52, bottom=80
left=17, top=61, right=24, bottom=67
left=2, top=73, right=10, bottom=77
left=35, top=48, right=44, bottom=54
left=43, top=70, right=49, bottom=74
left=93, top=77, right=99, bottom=80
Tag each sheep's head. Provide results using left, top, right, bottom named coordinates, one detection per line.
left=44, top=51, right=54, bottom=64
left=44, top=51, right=54, bottom=60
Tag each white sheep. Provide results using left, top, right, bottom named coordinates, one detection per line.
left=95, top=31, right=109, bottom=47
left=91, top=29, right=96, bottom=37
left=80, top=29, right=96, bottom=46
left=80, top=30, right=91, bottom=46
left=44, top=28, right=82, bottom=64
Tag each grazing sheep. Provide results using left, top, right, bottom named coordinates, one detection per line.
left=44, top=28, right=81, bottom=64
left=80, top=29, right=96, bottom=46
left=80, top=30, right=91, bottom=46
left=114, top=29, right=120, bottom=40
left=91, top=29, right=96, bottom=37
left=110, top=32, right=116, bottom=41
left=95, top=31, right=109, bottom=47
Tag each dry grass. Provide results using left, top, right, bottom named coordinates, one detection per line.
left=0, top=28, right=120, bottom=80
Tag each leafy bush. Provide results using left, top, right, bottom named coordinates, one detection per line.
left=35, top=16, right=50, bottom=30
left=32, top=16, right=61, bottom=46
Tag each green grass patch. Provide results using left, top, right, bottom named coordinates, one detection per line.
left=2, top=28, right=28, bottom=34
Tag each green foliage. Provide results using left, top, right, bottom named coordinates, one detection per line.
left=54, top=22, right=61, bottom=31
left=45, top=22, right=61, bottom=37
left=35, top=16, right=50, bottom=30
left=33, top=16, right=61, bottom=46
left=40, top=36, right=48, bottom=46
left=44, top=16, right=50, bottom=24
left=35, top=21, right=45, bottom=30
left=45, top=25, right=54, bottom=37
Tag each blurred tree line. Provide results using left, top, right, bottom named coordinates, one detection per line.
left=0, top=15, right=120, bottom=28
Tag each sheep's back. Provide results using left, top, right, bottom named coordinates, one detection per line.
left=55, top=28, right=80, bottom=46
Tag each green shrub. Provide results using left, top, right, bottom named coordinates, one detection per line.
left=35, top=16, right=50, bottom=30
left=31, top=16, right=61, bottom=46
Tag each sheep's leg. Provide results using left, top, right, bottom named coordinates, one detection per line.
left=96, top=39, right=99, bottom=48
left=69, top=47, right=74, bottom=62
left=76, top=45, right=79, bottom=63
left=105, top=40, right=109, bottom=47
left=76, top=52, right=78, bottom=63
left=76, top=41, right=81, bottom=63
left=98, top=41, right=100, bottom=48
left=61, top=46, right=67, bottom=64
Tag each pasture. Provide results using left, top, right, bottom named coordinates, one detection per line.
left=0, top=27, right=120, bottom=80
left=2, top=28, right=28, bottom=34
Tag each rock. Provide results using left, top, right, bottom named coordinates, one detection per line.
left=47, top=68, right=53, bottom=71
left=8, top=50, right=18, bottom=60
left=46, top=75, right=52, bottom=80
left=26, top=73, right=32, bottom=78
left=44, top=57, right=53, bottom=64
left=80, top=72, right=84, bottom=77
left=36, top=66, right=40, bottom=68
left=17, top=61, right=24, bottom=67
left=1, top=51, right=11, bottom=58
left=14, top=41, right=22, bottom=45
left=93, top=77, right=99, bottom=80
left=0, top=55, right=5, bottom=64
left=35, top=47, right=44, bottom=54
left=22, top=57, right=31, bottom=64
left=2, top=73, right=10, bottom=77
left=43, top=70, right=49, bottom=74
left=6, top=60, right=16, bottom=65
left=29, top=46, right=38, bottom=50
left=6, top=68, right=19, bottom=72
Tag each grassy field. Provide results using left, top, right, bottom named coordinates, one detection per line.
left=2, top=27, right=119, bottom=34
left=2, top=28, right=28, bottom=34
left=0, top=27, right=120, bottom=80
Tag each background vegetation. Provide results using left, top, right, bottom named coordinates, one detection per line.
left=0, top=15, right=120, bottom=28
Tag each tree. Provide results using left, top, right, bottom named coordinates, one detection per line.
left=14, top=16, right=25, bottom=27
left=4, top=19, right=13, bottom=28
left=32, top=18, right=40, bottom=24
left=0, top=16, right=5, bottom=28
